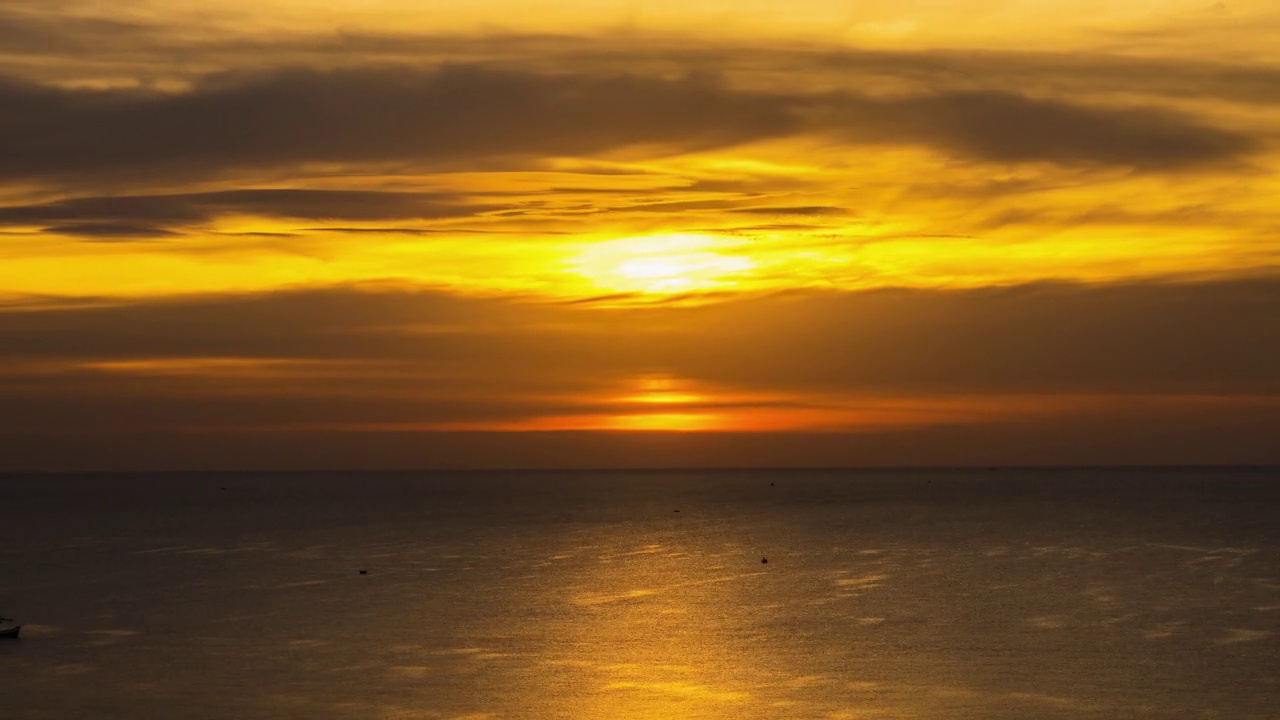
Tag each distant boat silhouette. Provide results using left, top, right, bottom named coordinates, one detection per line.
left=0, top=618, right=20, bottom=639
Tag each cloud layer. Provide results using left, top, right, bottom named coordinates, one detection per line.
left=2, top=278, right=1275, bottom=404
left=0, top=64, right=1257, bottom=190
left=0, top=67, right=797, bottom=183
left=0, top=279, right=1276, bottom=468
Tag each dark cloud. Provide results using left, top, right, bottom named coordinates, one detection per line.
left=0, top=278, right=1276, bottom=467
left=7, top=20, right=1280, bottom=111
left=820, top=90, right=1255, bottom=169
left=0, top=289, right=653, bottom=391
left=0, top=189, right=496, bottom=232
left=658, top=278, right=1280, bottom=395
left=733, top=206, right=845, bottom=215
left=301, top=227, right=455, bottom=236
left=975, top=203, right=1246, bottom=232
left=0, top=6, right=154, bottom=55
left=0, top=66, right=797, bottom=183
left=184, top=189, right=491, bottom=221
left=41, top=221, right=181, bottom=239
left=0, top=373, right=599, bottom=435
left=7, top=409, right=1279, bottom=471
left=1, top=277, right=1276, bottom=396
left=800, top=47, right=1280, bottom=107
left=0, top=64, right=1256, bottom=190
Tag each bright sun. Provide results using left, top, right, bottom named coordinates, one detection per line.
left=571, top=233, right=755, bottom=294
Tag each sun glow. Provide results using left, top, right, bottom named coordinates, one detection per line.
left=571, top=234, right=755, bottom=295
left=606, top=375, right=721, bottom=430
left=615, top=375, right=707, bottom=405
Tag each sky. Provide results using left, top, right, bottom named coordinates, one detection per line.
left=1, top=0, right=1277, bottom=470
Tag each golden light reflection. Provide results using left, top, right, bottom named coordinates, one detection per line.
left=541, top=535, right=769, bottom=720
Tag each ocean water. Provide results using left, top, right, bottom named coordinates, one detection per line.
left=1, top=468, right=1277, bottom=719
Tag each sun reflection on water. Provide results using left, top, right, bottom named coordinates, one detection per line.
left=544, top=543, right=769, bottom=719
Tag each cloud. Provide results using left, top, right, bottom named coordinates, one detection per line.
left=41, top=222, right=182, bottom=239
left=656, top=278, right=1280, bottom=395
left=0, top=66, right=797, bottom=183
left=6, top=13, right=1280, bottom=112
left=0, top=6, right=155, bottom=55
left=1, top=402, right=1276, bottom=471
left=819, top=90, right=1255, bottom=169
left=732, top=206, right=845, bottom=215
left=0, top=190, right=497, bottom=232
left=798, top=46, right=1280, bottom=107
left=1, top=277, right=1276, bottom=396
left=0, top=277, right=1275, bottom=467
left=0, top=63, right=1257, bottom=191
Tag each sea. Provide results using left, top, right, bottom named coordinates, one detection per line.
left=1, top=467, right=1277, bottom=719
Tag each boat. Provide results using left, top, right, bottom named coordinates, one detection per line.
left=0, top=619, right=20, bottom=639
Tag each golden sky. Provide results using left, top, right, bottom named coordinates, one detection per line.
left=0, top=0, right=1276, bottom=469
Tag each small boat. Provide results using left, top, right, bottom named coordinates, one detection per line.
left=0, top=619, right=20, bottom=639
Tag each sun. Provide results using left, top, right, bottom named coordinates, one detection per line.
left=570, top=233, right=755, bottom=295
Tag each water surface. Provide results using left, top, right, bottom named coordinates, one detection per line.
left=2, top=468, right=1277, bottom=718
